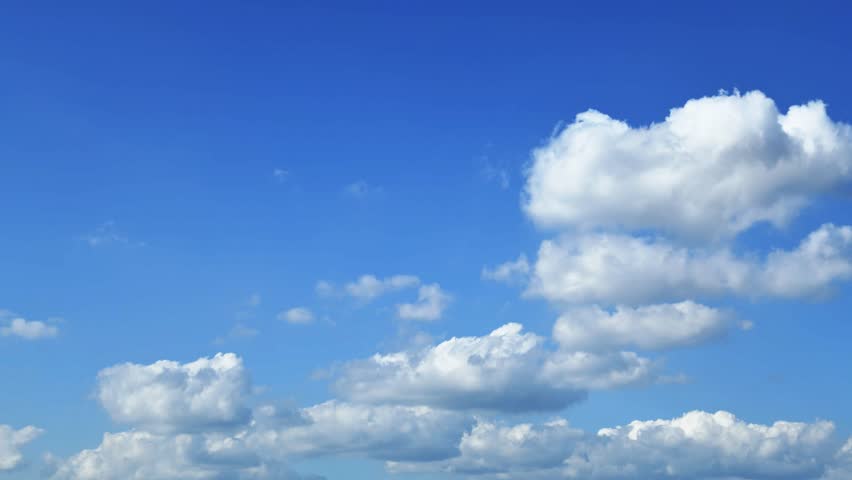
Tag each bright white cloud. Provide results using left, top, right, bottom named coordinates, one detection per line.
left=0, top=317, right=58, bottom=340
left=389, top=410, right=844, bottom=480
left=279, top=307, right=314, bottom=324
left=565, top=410, right=839, bottom=480
left=0, top=425, right=42, bottom=471
left=523, top=90, right=852, bottom=241
left=397, top=283, right=451, bottom=321
left=552, top=301, right=731, bottom=351
left=482, top=254, right=530, bottom=283
left=527, top=224, right=852, bottom=305
left=335, top=323, right=653, bottom=412
left=96, top=353, right=251, bottom=432
left=344, top=274, right=420, bottom=300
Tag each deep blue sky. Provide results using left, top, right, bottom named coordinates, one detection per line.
left=2, top=2, right=852, bottom=479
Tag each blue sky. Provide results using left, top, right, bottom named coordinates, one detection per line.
left=2, top=2, right=852, bottom=479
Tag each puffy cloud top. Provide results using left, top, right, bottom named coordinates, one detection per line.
left=523, top=90, right=852, bottom=241
left=335, top=323, right=653, bottom=412
left=96, top=353, right=251, bottom=432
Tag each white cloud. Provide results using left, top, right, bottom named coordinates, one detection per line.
left=482, top=254, right=530, bottom=284
left=47, top=430, right=315, bottom=480
left=0, top=425, right=42, bottom=471
left=96, top=353, right=251, bottom=432
left=344, top=274, right=420, bottom=301
left=279, top=307, right=314, bottom=325
left=248, top=401, right=470, bottom=462
left=527, top=224, right=852, bottom=305
left=552, top=301, right=732, bottom=351
left=523, top=90, right=852, bottom=241
left=0, top=317, right=59, bottom=340
left=389, top=410, right=844, bottom=480
left=397, top=283, right=451, bottom=321
left=334, top=323, right=654, bottom=412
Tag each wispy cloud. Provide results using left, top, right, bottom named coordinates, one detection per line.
left=343, top=180, right=382, bottom=198
left=82, top=221, right=144, bottom=248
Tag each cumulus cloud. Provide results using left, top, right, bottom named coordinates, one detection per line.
left=46, top=430, right=325, bottom=480
left=397, top=283, right=451, bottom=321
left=248, top=401, right=470, bottom=462
left=565, top=410, right=840, bottom=480
left=96, top=353, right=251, bottom=432
left=387, top=418, right=583, bottom=476
left=278, top=307, right=314, bottom=325
left=334, top=323, right=654, bottom=412
left=482, top=254, right=530, bottom=284
left=389, top=410, right=845, bottom=480
left=344, top=274, right=420, bottom=301
left=523, top=90, right=852, bottom=241
left=527, top=224, right=852, bottom=305
left=0, top=317, right=58, bottom=340
left=552, top=301, right=732, bottom=351
left=0, top=425, right=42, bottom=471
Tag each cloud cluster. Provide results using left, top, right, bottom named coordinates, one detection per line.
left=335, top=323, right=653, bottom=412
left=0, top=425, right=42, bottom=471
left=390, top=410, right=847, bottom=480
left=523, top=90, right=852, bottom=241
left=50, top=351, right=852, bottom=480
left=482, top=91, right=852, bottom=355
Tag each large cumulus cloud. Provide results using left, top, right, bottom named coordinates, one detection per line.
left=523, top=90, right=852, bottom=241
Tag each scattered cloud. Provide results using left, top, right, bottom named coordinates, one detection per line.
left=482, top=254, right=530, bottom=284
left=0, top=317, right=59, bottom=340
left=345, top=274, right=420, bottom=301
left=0, top=425, right=43, bottom=472
left=481, top=164, right=510, bottom=190
left=523, top=90, right=852, bottom=241
left=397, top=283, right=451, bottom=321
left=279, top=307, right=314, bottom=325
left=82, top=221, right=143, bottom=248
